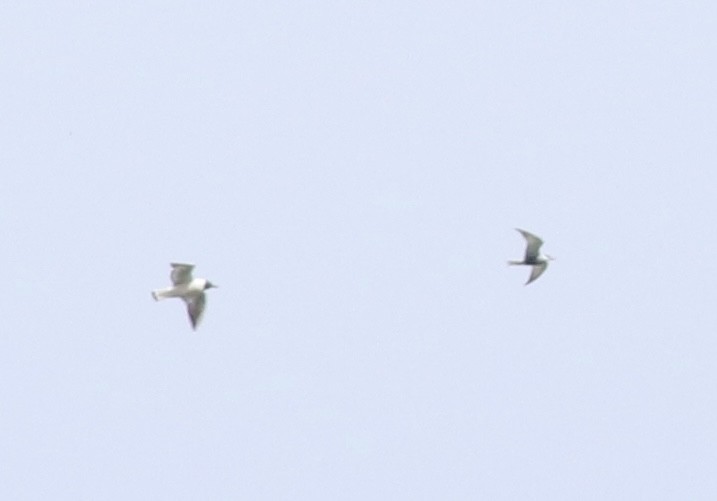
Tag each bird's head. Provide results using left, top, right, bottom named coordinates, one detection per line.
left=205, top=281, right=218, bottom=290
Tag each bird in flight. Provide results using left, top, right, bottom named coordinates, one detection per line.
left=152, top=263, right=217, bottom=329
left=508, top=229, right=553, bottom=285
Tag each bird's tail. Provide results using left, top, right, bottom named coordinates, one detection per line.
left=151, top=288, right=173, bottom=301
left=507, top=260, right=522, bottom=266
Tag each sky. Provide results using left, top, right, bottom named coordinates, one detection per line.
left=2, top=1, right=717, bottom=499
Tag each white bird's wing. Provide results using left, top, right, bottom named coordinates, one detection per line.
left=516, top=228, right=544, bottom=261
left=526, top=262, right=548, bottom=285
left=170, top=263, right=194, bottom=285
left=184, top=293, right=206, bottom=330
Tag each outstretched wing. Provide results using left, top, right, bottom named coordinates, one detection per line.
left=170, top=263, right=194, bottom=285
left=184, top=293, right=206, bottom=330
left=516, top=228, right=544, bottom=262
left=525, top=262, right=548, bottom=285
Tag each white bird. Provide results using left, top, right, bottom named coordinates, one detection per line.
left=508, top=228, right=554, bottom=285
left=152, top=263, right=217, bottom=329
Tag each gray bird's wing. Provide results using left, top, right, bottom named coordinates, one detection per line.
left=170, top=263, right=194, bottom=285
left=516, top=229, right=544, bottom=261
left=184, top=293, right=206, bottom=330
left=526, top=262, right=548, bottom=285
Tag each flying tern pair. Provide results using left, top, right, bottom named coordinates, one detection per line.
left=152, top=229, right=551, bottom=329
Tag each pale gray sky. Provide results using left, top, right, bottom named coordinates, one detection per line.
left=2, top=1, right=717, bottom=499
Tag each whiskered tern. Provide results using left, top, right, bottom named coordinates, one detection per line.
left=508, top=229, right=553, bottom=285
left=152, top=263, right=217, bottom=329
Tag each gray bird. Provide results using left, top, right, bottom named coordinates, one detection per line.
left=152, top=263, right=217, bottom=329
left=508, top=229, right=554, bottom=285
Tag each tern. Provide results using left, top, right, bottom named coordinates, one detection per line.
left=152, top=263, right=217, bottom=329
left=508, top=228, right=554, bottom=285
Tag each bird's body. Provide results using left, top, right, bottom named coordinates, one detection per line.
left=152, top=263, right=216, bottom=329
left=508, top=228, right=553, bottom=285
